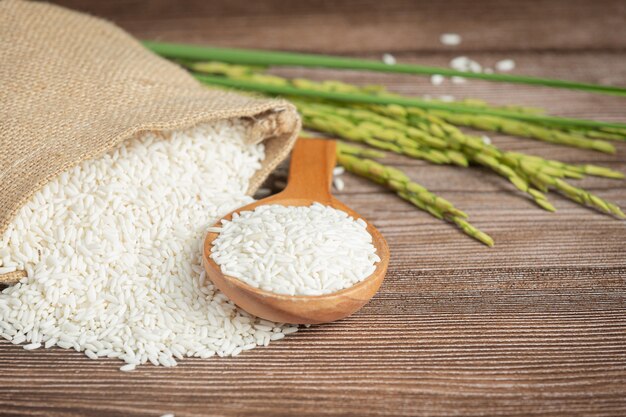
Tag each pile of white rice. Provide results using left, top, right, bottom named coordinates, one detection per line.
left=0, top=120, right=297, bottom=371
left=210, top=203, right=379, bottom=296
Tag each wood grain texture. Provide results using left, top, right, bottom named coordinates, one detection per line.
left=1, top=0, right=625, bottom=416
left=52, top=0, right=626, bottom=53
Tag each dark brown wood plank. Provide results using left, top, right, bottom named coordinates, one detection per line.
left=1, top=0, right=626, bottom=416
left=53, top=0, right=626, bottom=53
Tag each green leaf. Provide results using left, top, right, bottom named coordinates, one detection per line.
left=143, top=40, right=626, bottom=97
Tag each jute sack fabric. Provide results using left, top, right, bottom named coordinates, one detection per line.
left=0, top=1, right=301, bottom=284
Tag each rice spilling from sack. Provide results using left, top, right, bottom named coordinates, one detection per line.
left=0, top=120, right=297, bottom=369
left=210, top=203, right=380, bottom=296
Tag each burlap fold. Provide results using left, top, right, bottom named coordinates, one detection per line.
left=0, top=1, right=301, bottom=283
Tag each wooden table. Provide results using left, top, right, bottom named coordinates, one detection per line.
left=1, top=1, right=625, bottom=416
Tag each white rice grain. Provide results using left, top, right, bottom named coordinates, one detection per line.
left=333, top=177, right=345, bottom=192
left=119, top=363, right=136, bottom=372
left=430, top=74, right=445, bottom=86
left=382, top=53, right=396, bottom=65
left=440, top=33, right=461, bottom=46
left=496, top=59, right=516, bottom=72
left=0, top=120, right=299, bottom=368
left=211, top=203, right=379, bottom=296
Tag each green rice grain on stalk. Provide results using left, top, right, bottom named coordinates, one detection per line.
left=172, top=59, right=625, bottom=244
left=336, top=143, right=495, bottom=246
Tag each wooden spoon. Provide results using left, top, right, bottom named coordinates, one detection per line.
left=202, top=138, right=389, bottom=324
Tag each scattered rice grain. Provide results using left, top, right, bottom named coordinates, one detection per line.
left=440, top=33, right=461, bottom=46
left=382, top=53, right=396, bottom=65
left=430, top=74, right=445, bottom=86
left=496, top=59, right=516, bottom=72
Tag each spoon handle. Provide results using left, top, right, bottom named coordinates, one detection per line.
left=282, top=138, right=336, bottom=202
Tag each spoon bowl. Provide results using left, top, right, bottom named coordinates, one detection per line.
left=202, top=138, right=389, bottom=324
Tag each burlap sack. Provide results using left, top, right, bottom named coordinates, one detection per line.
left=0, top=0, right=301, bottom=284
